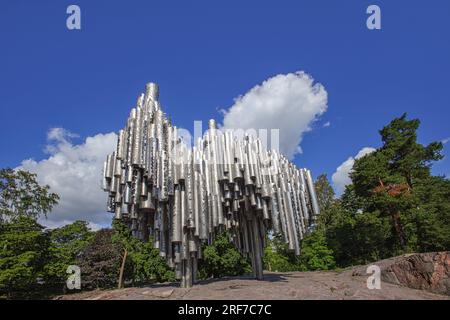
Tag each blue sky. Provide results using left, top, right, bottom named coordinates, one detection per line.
left=1, top=1, right=449, bottom=227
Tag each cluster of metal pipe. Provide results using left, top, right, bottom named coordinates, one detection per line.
left=103, top=82, right=320, bottom=287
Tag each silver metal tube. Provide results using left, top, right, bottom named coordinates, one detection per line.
left=103, top=82, right=320, bottom=287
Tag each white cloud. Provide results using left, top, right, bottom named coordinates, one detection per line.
left=221, top=71, right=328, bottom=159
left=17, top=128, right=117, bottom=229
left=46, top=127, right=79, bottom=141
left=15, top=72, right=327, bottom=229
left=323, top=121, right=331, bottom=128
left=332, top=147, right=376, bottom=195
left=442, top=137, right=450, bottom=144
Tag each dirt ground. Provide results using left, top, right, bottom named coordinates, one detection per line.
left=56, top=269, right=448, bottom=300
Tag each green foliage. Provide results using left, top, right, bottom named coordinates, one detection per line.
left=378, top=114, right=443, bottom=187
left=264, top=246, right=294, bottom=272
left=0, top=168, right=59, bottom=299
left=0, top=216, right=50, bottom=299
left=1, top=113, right=449, bottom=297
left=264, top=234, right=300, bottom=272
left=315, top=174, right=336, bottom=213
left=198, top=232, right=251, bottom=279
left=264, top=231, right=336, bottom=272
left=77, top=229, right=124, bottom=290
left=324, top=203, right=394, bottom=267
left=311, top=114, right=450, bottom=268
left=350, top=114, right=448, bottom=251
left=298, top=230, right=336, bottom=271
left=111, top=220, right=175, bottom=284
left=0, top=168, right=59, bottom=222
left=406, top=176, right=450, bottom=252
left=44, top=221, right=94, bottom=290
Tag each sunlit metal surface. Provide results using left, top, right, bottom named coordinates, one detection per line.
left=103, top=83, right=320, bottom=287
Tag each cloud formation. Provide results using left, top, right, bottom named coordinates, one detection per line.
left=222, top=71, right=328, bottom=159
left=332, top=147, right=376, bottom=195
left=16, top=72, right=328, bottom=229
left=17, top=128, right=117, bottom=229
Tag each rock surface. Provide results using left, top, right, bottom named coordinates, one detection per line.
left=380, top=252, right=449, bottom=295
left=57, top=252, right=449, bottom=300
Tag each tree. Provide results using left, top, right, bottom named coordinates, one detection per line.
left=198, top=232, right=251, bottom=279
left=264, top=244, right=295, bottom=272
left=269, top=115, right=449, bottom=270
left=111, top=220, right=175, bottom=284
left=379, top=114, right=443, bottom=188
left=350, top=114, right=446, bottom=250
left=408, top=176, right=450, bottom=252
left=0, top=168, right=59, bottom=299
left=263, top=175, right=337, bottom=272
left=263, top=234, right=300, bottom=272
left=315, top=174, right=336, bottom=213
left=310, top=175, right=395, bottom=267
left=0, top=168, right=59, bottom=223
left=319, top=196, right=394, bottom=267
left=44, top=221, right=94, bottom=291
left=314, top=174, right=341, bottom=228
left=264, top=230, right=336, bottom=272
left=298, top=229, right=335, bottom=271
left=77, top=229, right=123, bottom=290
left=0, top=216, right=50, bottom=299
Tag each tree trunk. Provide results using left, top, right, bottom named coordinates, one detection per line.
left=118, top=248, right=128, bottom=289
left=391, top=211, right=406, bottom=248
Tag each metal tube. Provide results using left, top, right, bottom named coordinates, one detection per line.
left=103, top=82, right=320, bottom=287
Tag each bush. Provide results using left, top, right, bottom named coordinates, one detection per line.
left=123, top=240, right=176, bottom=284
left=298, top=230, right=336, bottom=271
left=111, top=220, right=175, bottom=284
left=198, top=232, right=251, bottom=279
left=263, top=234, right=300, bottom=272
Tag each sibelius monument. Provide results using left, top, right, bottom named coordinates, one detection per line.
left=103, top=82, right=320, bottom=288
